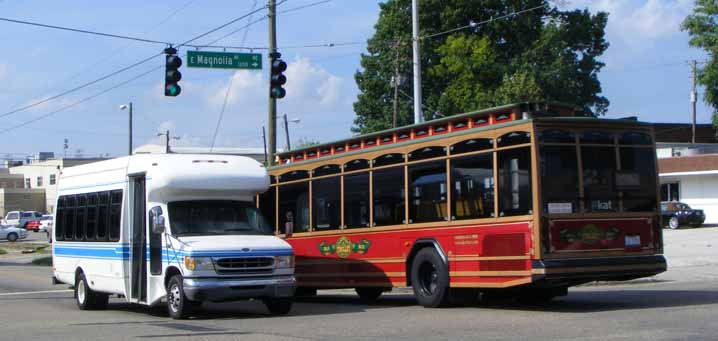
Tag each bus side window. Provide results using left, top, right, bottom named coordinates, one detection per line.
left=64, top=195, right=76, bottom=240
left=97, top=192, right=109, bottom=242
left=109, top=190, right=123, bottom=242
left=86, top=194, right=98, bottom=241
left=279, top=183, right=309, bottom=234
left=497, top=146, right=532, bottom=216
left=75, top=194, right=87, bottom=241
left=55, top=196, right=66, bottom=241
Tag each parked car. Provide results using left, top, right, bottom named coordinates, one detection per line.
left=38, top=215, right=53, bottom=233
left=25, top=219, right=41, bottom=232
left=2, top=211, right=43, bottom=228
left=660, top=201, right=705, bottom=229
left=0, top=225, right=28, bottom=242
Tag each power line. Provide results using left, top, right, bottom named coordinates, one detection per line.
left=0, top=17, right=169, bottom=45
left=56, top=0, right=198, bottom=89
left=421, top=4, right=546, bottom=40
left=0, top=4, right=279, bottom=121
left=0, top=65, right=162, bottom=134
left=0, top=52, right=164, bottom=120
left=210, top=0, right=259, bottom=151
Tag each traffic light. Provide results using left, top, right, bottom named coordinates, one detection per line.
left=270, top=52, right=287, bottom=99
left=164, top=47, right=182, bottom=97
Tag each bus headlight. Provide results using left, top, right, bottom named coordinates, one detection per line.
left=274, top=255, right=294, bottom=268
left=184, top=257, right=214, bottom=271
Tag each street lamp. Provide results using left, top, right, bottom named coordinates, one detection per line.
left=119, top=103, right=133, bottom=155
left=281, top=114, right=301, bottom=151
left=156, top=130, right=180, bottom=154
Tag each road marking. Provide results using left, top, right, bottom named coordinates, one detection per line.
left=0, top=289, right=72, bottom=296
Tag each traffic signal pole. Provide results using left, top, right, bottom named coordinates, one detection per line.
left=267, top=0, right=278, bottom=166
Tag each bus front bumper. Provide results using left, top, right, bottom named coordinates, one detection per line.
left=531, top=255, right=667, bottom=286
left=182, top=276, right=295, bottom=302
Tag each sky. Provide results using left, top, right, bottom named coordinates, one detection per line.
left=0, top=0, right=711, bottom=159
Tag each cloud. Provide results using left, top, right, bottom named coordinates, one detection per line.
left=569, top=0, right=693, bottom=42
left=205, top=57, right=345, bottom=110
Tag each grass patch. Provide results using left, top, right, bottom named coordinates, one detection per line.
left=0, top=248, right=7, bottom=255
left=31, top=256, right=52, bottom=266
left=1, top=242, right=48, bottom=251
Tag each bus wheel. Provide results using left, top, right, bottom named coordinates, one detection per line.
left=263, top=298, right=293, bottom=315
left=411, top=248, right=450, bottom=308
left=75, top=272, right=108, bottom=310
left=167, top=275, right=193, bottom=319
left=355, top=287, right=384, bottom=303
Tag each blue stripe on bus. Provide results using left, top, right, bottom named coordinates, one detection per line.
left=53, top=247, right=292, bottom=260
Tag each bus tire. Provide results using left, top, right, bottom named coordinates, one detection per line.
left=263, top=298, right=292, bottom=315
left=166, top=275, right=193, bottom=320
left=411, top=248, right=450, bottom=308
left=355, top=287, right=384, bottom=303
left=75, top=272, right=108, bottom=310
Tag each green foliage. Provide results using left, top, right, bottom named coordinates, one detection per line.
left=683, top=0, right=718, bottom=130
left=31, top=256, right=52, bottom=266
left=0, top=248, right=7, bottom=255
left=295, top=138, right=321, bottom=150
left=353, top=0, right=609, bottom=134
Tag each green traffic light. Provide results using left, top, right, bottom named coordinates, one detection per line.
left=165, top=84, right=181, bottom=96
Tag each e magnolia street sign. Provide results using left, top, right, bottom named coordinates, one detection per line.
left=187, top=51, right=262, bottom=70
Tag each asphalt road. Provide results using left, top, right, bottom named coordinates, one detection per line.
left=0, top=228, right=716, bottom=340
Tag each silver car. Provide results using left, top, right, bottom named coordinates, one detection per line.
left=0, top=225, right=28, bottom=242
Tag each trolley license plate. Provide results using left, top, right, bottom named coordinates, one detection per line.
left=625, top=235, right=641, bottom=248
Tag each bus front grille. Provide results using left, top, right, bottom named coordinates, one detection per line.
left=214, top=257, right=275, bottom=275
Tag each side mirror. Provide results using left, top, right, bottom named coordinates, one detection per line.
left=152, top=215, right=165, bottom=234
left=150, top=206, right=165, bottom=234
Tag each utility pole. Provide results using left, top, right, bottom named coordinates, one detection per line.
left=392, top=40, right=401, bottom=128
left=411, top=0, right=423, bottom=124
left=156, top=130, right=179, bottom=154
left=262, top=126, right=268, bottom=165
left=691, top=60, right=698, bottom=144
left=267, top=0, right=278, bottom=165
left=283, top=114, right=291, bottom=151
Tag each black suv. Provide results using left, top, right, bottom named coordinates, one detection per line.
left=661, top=201, right=705, bottom=229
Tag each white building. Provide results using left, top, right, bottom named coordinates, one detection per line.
left=8, top=158, right=106, bottom=213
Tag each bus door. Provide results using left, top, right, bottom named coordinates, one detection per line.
left=129, top=174, right=147, bottom=303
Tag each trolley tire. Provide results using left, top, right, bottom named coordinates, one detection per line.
left=294, top=287, right=318, bottom=297
left=263, top=298, right=293, bottom=315
left=75, top=272, right=108, bottom=310
left=6, top=232, right=18, bottom=242
left=411, top=247, right=450, bottom=308
left=166, top=275, right=194, bottom=320
left=355, top=287, right=384, bottom=303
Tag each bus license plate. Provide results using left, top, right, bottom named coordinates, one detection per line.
left=625, top=235, right=641, bottom=248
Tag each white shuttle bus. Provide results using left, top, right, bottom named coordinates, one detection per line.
left=52, top=154, right=295, bottom=319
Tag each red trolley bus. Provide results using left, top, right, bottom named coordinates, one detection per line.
left=258, top=102, right=666, bottom=307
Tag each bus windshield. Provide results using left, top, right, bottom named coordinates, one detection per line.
left=169, top=200, right=273, bottom=236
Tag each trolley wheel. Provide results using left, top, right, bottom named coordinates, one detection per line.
left=166, top=275, right=195, bottom=319
left=355, top=287, right=384, bottom=303
left=411, top=247, right=450, bottom=308
left=75, top=272, right=108, bottom=310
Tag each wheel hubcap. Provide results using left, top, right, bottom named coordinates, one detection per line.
left=169, top=284, right=181, bottom=312
left=418, top=262, right=439, bottom=296
left=77, top=279, right=86, bottom=304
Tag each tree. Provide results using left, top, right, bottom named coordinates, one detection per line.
left=353, top=0, right=609, bottom=134
left=682, top=0, right=718, bottom=129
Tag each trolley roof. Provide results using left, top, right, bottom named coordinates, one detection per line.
left=271, top=102, right=650, bottom=169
